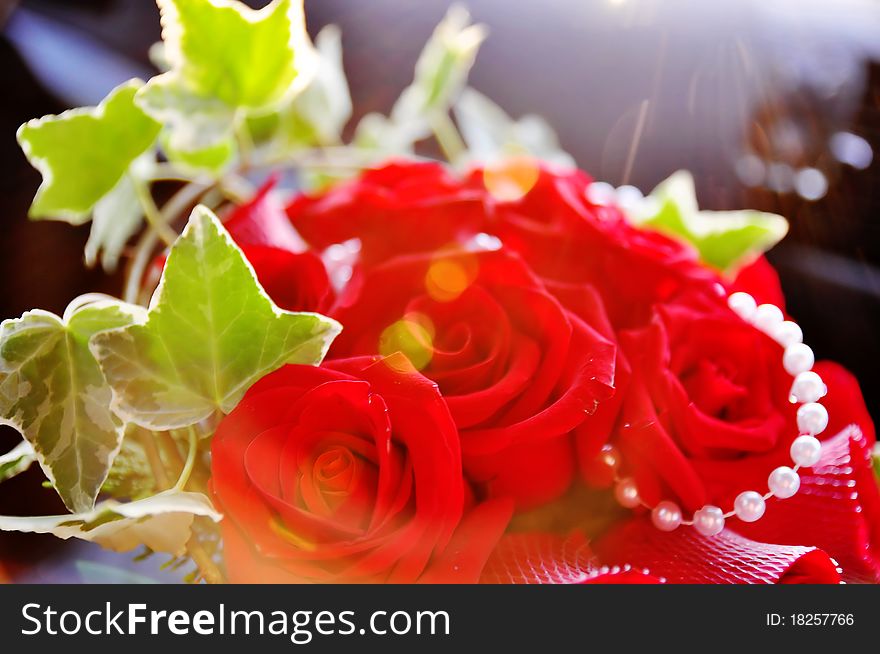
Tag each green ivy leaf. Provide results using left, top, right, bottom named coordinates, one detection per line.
left=0, top=297, right=147, bottom=512
left=0, top=490, right=221, bottom=555
left=638, top=171, right=789, bottom=274
left=454, top=88, right=575, bottom=167
left=0, top=441, right=36, bottom=483
left=276, top=25, right=352, bottom=148
left=157, top=0, right=310, bottom=109
left=17, top=79, right=160, bottom=221
left=84, top=169, right=144, bottom=273
left=159, top=131, right=236, bottom=176
left=392, top=5, right=486, bottom=125
left=137, top=74, right=237, bottom=155
left=90, top=205, right=341, bottom=431
left=100, top=430, right=157, bottom=501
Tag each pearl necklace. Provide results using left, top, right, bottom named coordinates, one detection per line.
left=599, top=291, right=827, bottom=536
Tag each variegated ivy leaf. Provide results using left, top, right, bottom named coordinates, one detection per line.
left=159, top=131, right=236, bottom=176
left=84, top=160, right=148, bottom=273
left=157, top=0, right=311, bottom=110
left=354, top=113, right=421, bottom=156
left=91, top=205, right=341, bottom=431
left=16, top=79, right=160, bottom=221
left=391, top=5, right=486, bottom=128
left=0, top=296, right=147, bottom=512
left=0, top=441, right=36, bottom=483
left=636, top=170, right=789, bottom=274
left=454, top=88, right=575, bottom=168
left=137, top=74, right=237, bottom=157
left=265, top=25, right=353, bottom=149
left=140, top=0, right=314, bottom=171
left=100, top=429, right=157, bottom=501
left=0, top=490, right=221, bottom=555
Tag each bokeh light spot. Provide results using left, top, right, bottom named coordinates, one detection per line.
left=483, top=156, right=540, bottom=202
left=425, top=258, right=471, bottom=302
left=379, top=313, right=435, bottom=371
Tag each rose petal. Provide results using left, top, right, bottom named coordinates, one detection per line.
left=419, top=499, right=514, bottom=583
left=224, top=175, right=306, bottom=253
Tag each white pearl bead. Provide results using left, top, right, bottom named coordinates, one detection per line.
left=598, top=444, right=620, bottom=472
left=651, top=500, right=682, bottom=531
left=790, top=434, right=822, bottom=467
left=797, top=402, right=829, bottom=435
left=728, top=292, right=757, bottom=322
left=754, top=304, right=784, bottom=333
left=772, top=320, right=803, bottom=348
left=693, top=505, right=725, bottom=537
left=614, top=477, right=640, bottom=508
left=789, top=371, right=826, bottom=404
left=783, top=342, right=815, bottom=376
left=768, top=466, right=801, bottom=499
left=734, top=491, right=766, bottom=522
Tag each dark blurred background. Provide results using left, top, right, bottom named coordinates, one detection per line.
left=0, top=0, right=878, bottom=579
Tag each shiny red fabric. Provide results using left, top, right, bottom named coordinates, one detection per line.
left=734, top=426, right=880, bottom=583
left=479, top=532, right=661, bottom=584
left=593, top=518, right=841, bottom=584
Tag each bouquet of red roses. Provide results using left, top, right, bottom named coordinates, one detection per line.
left=1, top=0, right=877, bottom=584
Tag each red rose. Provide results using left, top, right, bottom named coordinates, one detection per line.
left=596, top=299, right=797, bottom=512
left=728, top=256, right=786, bottom=308
left=211, top=354, right=512, bottom=583
left=474, top=164, right=721, bottom=328
left=580, top=292, right=879, bottom=581
left=237, top=245, right=332, bottom=313
left=146, top=179, right=333, bottom=313
left=287, top=162, right=719, bottom=331
left=223, top=178, right=333, bottom=313
left=327, top=248, right=616, bottom=509
left=287, top=160, right=486, bottom=267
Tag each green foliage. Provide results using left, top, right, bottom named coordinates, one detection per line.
left=0, top=297, right=146, bottom=512
left=84, top=168, right=146, bottom=272
left=353, top=5, right=486, bottom=161
left=157, top=0, right=307, bottom=109
left=140, top=0, right=315, bottom=170
left=0, top=490, right=220, bottom=555
left=391, top=5, right=486, bottom=127
left=637, top=171, right=789, bottom=274
left=90, top=206, right=341, bottom=431
left=0, top=441, right=35, bottom=482
left=454, top=88, right=574, bottom=167
left=100, top=431, right=157, bottom=501
left=17, top=80, right=160, bottom=221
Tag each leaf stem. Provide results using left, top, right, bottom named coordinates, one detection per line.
left=234, top=111, right=255, bottom=169
left=139, top=430, right=170, bottom=490
left=123, top=181, right=210, bottom=305
left=186, top=529, right=224, bottom=584
left=173, top=428, right=198, bottom=491
left=123, top=230, right=159, bottom=305
left=132, top=177, right=178, bottom=248
left=429, top=111, right=466, bottom=163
